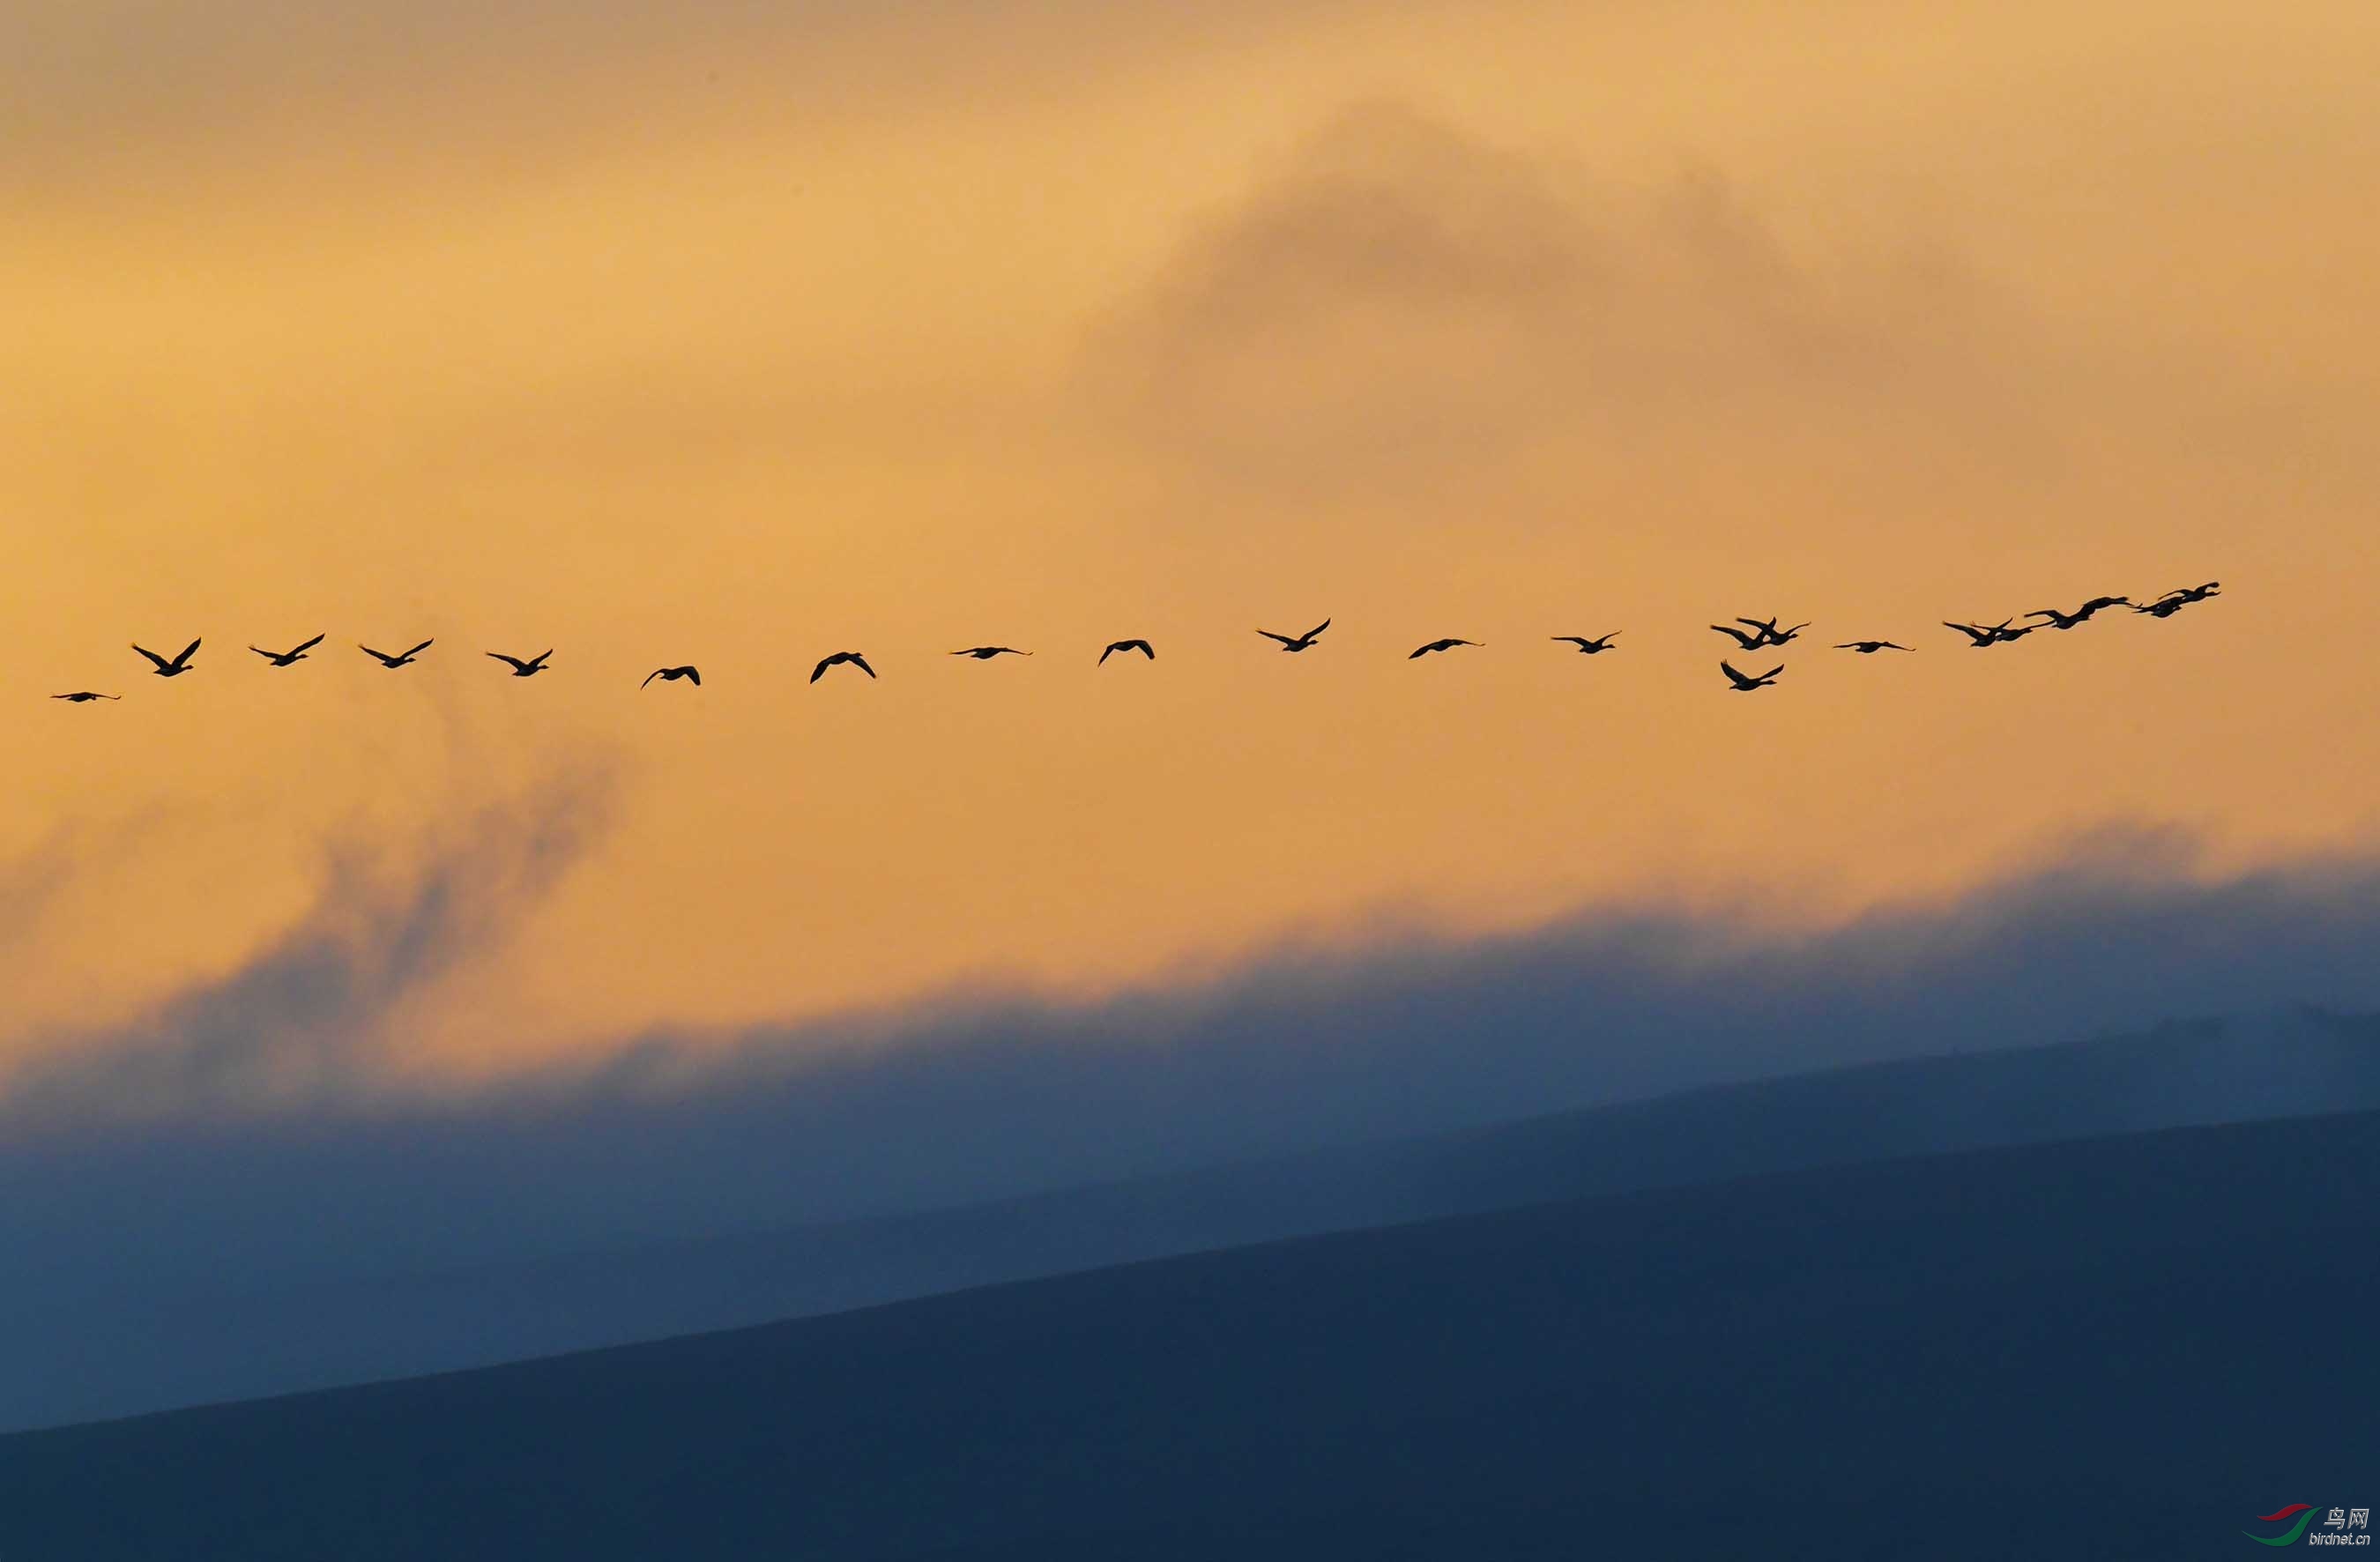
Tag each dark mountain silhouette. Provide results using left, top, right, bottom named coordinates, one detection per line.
left=3, top=1109, right=2374, bottom=1559
left=5, top=1008, right=2378, bottom=1433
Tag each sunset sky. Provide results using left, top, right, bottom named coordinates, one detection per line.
left=5, top=0, right=2376, bottom=1114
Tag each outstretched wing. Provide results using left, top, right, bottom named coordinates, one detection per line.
left=488, top=652, right=526, bottom=671
left=359, top=643, right=390, bottom=661
left=173, top=638, right=202, bottom=668
left=683, top=666, right=700, bottom=686
left=1303, top=619, right=1331, bottom=642
left=249, top=645, right=277, bottom=660
left=1721, top=660, right=1747, bottom=685
left=402, top=639, right=434, bottom=659
left=1256, top=629, right=1295, bottom=646
left=1760, top=665, right=1785, bottom=681
left=131, top=643, right=171, bottom=671
left=810, top=657, right=832, bottom=682
left=292, top=633, right=325, bottom=655
left=642, top=669, right=663, bottom=688
left=852, top=654, right=876, bottom=678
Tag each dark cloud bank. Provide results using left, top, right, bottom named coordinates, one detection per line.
left=6, top=807, right=2380, bottom=1296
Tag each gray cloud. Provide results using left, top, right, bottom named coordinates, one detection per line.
left=1077, top=100, right=2052, bottom=496
left=2, top=768, right=616, bottom=1126
left=9, top=819, right=2380, bottom=1316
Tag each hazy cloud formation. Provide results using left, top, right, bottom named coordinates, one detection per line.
left=1083, top=100, right=2043, bottom=494
left=10, top=816, right=2380, bottom=1313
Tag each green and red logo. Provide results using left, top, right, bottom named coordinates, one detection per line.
left=2246, top=1505, right=2320, bottom=1547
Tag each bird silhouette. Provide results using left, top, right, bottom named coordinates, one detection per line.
left=360, top=640, right=434, bottom=668
left=2028, top=597, right=2131, bottom=629
left=487, top=651, right=553, bottom=677
left=642, top=666, right=701, bottom=688
left=2157, top=582, right=2221, bottom=605
left=811, top=651, right=875, bottom=683
left=1737, top=617, right=1810, bottom=647
left=250, top=634, right=325, bottom=667
left=951, top=647, right=1031, bottom=660
left=1835, top=640, right=1912, bottom=653
left=1257, top=620, right=1331, bottom=652
left=1098, top=639, right=1155, bottom=665
left=2133, top=596, right=2193, bottom=619
left=52, top=691, right=121, bottom=703
left=1409, top=637, right=1481, bottom=658
left=1721, top=660, right=1783, bottom=691
left=1551, top=633, right=1620, bottom=654
left=132, top=639, right=201, bottom=678
left=1943, top=620, right=2029, bottom=647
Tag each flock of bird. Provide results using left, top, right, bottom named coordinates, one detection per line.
left=46, top=584, right=2220, bottom=703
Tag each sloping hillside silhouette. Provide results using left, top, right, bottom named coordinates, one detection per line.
left=8, top=1006, right=2376, bottom=1431
left=3, top=1107, right=2374, bottom=1559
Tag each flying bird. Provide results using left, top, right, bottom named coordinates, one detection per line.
left=1098, top=639, right=1155, bottom=665
left=52, top=691, right=121, bottom=703
left=2027, top=597, right=2131, bottom=629
left=1551, top=633, right=1620, bottom=654
left=2157, top=582, right=2221, bottom=605
left=132, top=639, right=201, bottom=678
left=250, top=634, right=325, bottom=667
left=811, top=651, right=875, bottom=683
left=1737, top=617, right=1810, bottom=647
left=1835, top=640, right=1912, bottom=653
left=487, top=650, right=553, bottom=677
left=951, top=646, right=1031, bottom=660
left=1256, top=619, right=1331, bottom=652
left=1409, top=637, right=1481, bottom=658
left=360, top=640, right=434, bottom=668
left=642, top=666, right=701, bottom=688
left=1721, top=660, right=1783, bottom=692
left=1942, top=620, right=2028, bottom=647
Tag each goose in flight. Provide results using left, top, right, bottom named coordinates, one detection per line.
left=1551, top=633, right=1620, bottom=654
left=360, top=640, right=434, bottom=668
left=1737, top=616, right=1810, bottom=647
left=2027, top=597, right=2131, bottom=629
left=1835, top=640, right=1912, bottom=654
left=2157, top=581, right=2221, bottom=605
left=811, top=651, right=875, bottom=683
left=642, top=666, right=701, bottom=688
left=487, top=650, right=553, bottom=678
left=1098, top=639, right=1154, bottom=665
left=250, top=634, right=325, bottom=667
left=1943, top=620, right=2030, bottom=647
left=1721, top=660, right=1783, bottom=692
left=1409, top=637, right=1481, bottom=658
left=1257, top=619, right=1331, bottom=652
left=951, top=646, right=1031, bottom=660
left=52, top=691, right=121, bottom=703
left=132, top=639, right=201, bottom=678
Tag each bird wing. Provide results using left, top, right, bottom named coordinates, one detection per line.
left=403, top=639, right=435, bottom=658
left=1305, top=619, right=1331, bottom=641
left=642, top=669, right=663, bottom=688
left=532, top=650, right=553, bottom=666
left=684, top=667, right=700, bottom=686
left=1256, top=629, right=1295, bottom=645
left=1760, top=665, right=1784, bottom=681
left=488, top=652, right=526, bottom=670
left=293, top=634, right=325, bottom=655
left=174, top=638, right=201, bottom=667
left=359, top=643, right=391, bottom=661
left=249, top=645, right=277, bottom=660
left=1885, top=642, right=1912, bottom=651
left=1551, top=636, right=1585, bottom=645
left=1097, top=644, right=1116, bottom=664
left=1721, top=660, right=1748, bottom=685
left=809, top=657, right=832, bottom=682
left=131, top=643, right=170, bottom=670
left=1409, top=644, right=1431, bottom=658
left=852, top=655, right=876, bottom=678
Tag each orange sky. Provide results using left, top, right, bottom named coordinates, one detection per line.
left=4, top=0, right=2376, bottom=1097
